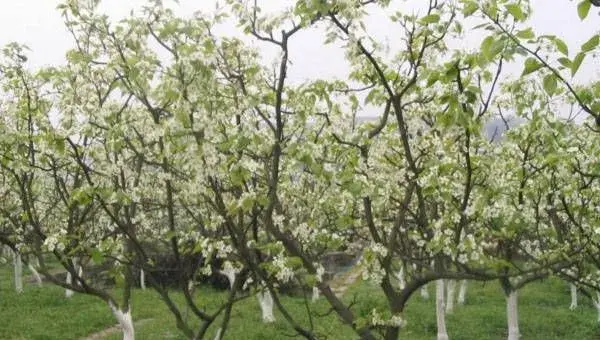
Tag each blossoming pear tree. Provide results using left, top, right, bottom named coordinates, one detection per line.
left=1, top=0, right=600, bottom=339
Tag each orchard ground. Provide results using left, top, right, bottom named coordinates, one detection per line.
left=1, top=265, right=599, bottom=339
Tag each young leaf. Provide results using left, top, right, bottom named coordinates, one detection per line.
left=463, top=1, right=478, bottom=16
left=581, top=34, right=599, bottom=52
left=578, top=0, right=591, bottom=20
left=552, top=37, right=569, bottom=56
left=557, top=57, right=572, bottom=68
left=516, top=28, right=535, bottom=40
left=522, top=58, right=542, bottom=76
left=419, top=14, right=440, bottom=24
left=571, top=52, right=586, bottom=76
left=505, top=4, right=525, bottom=21
left=543, top=74, right=558, bottom=95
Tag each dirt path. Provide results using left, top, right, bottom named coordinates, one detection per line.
left=81, top=318, right=153, bottom=340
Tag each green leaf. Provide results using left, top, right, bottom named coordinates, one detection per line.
left=581, top=34, right=599, bottom=52
left=463, top=1, right=478, bottom=16
left=419, top=14, right=440, bottom=24
left=515, top=28, right=535, bottom=40
left=543, top=74, right=558, bottom=95
left=557, top=57, right=572, bottom=68
left=522, top=58, right=542, bottom=76
left=505, top=4, right=525, bottom=21
left=571, top=52, right=586, bottom=76
left=552, top=37, right=569, bottom=56
left=578, top=0, right=591, bottom=20
left=480, top=36, right=503, bottom=61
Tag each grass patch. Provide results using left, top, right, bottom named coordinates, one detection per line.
left=1, top=263, right=599, bottom=339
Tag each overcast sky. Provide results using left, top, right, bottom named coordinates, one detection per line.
left=0, top=0, right=598, bottom=116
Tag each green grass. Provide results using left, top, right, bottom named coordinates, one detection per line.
left=2, top=263, right=600, bottom=339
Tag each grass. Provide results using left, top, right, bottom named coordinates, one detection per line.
left=1, top=262, right=600, bottom=339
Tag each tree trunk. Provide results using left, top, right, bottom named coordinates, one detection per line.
left=421, top=285, right=430, bottom=299
left=221, top=267, right=237, bottom=291
left=109, top=301, right=135, bottom=340
left=140, top=269, right=146, bottom=290
left=445, top=280, right=456, bottom=314
left=27, top=261, right=43, bottom=287
left=312, top=286, right=320, bottom=302
left=593, top=292, right=600, bottom=323
left=65, top=257, right=78, bottom=298
left=436, top=280, right=449, bottom=340
left=257, top=290, right=275, bottom=323
left=395, top=266, right=405, bottom=290
left=213, top=328, right=223, bottom=340
left=569, top=284, right=577, bottom=310
left=13, top=251, right=23, bottom=293
left=506, top=290, right=520, bottom=340
left=457, top=280, right=467, bottom=305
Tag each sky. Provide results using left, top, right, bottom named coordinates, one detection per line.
left=0, top=0, right=598, bottom=118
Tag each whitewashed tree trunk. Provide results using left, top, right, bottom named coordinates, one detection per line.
left=13, top=251, right=23, bottom=293
left=312, top=286, right=320, bottom=302
left=569, top=284, right=577, bottom=310
left=109, top=301, right=135, bottom=340
left=395, top=266, right=406, bottom=290
left=506, top=290, right=520, bottom=340
left=65, top=257, right=78, bottom=298
left=436, top=280, right=449, bottom=340
left=221, top=266, right=237, bottom=291
left=214, top=328, right=223, bottom=340
left=421, top=285, right=430, bottom=299
left=65, top=271, right=74, bottom=298
left=592, top=292, right=600, bottom=323
left=27, top=261, right=43, bottom=287
left=257, top=290, right=275, bottom=323
left=445, top=280, right=456, bottom=314
left=457, top=280, right=467, bottom=305
left=140, top=269, right=146, bottom=290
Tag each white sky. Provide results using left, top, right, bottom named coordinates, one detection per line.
left=0, top=0, right=598, bottom=117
